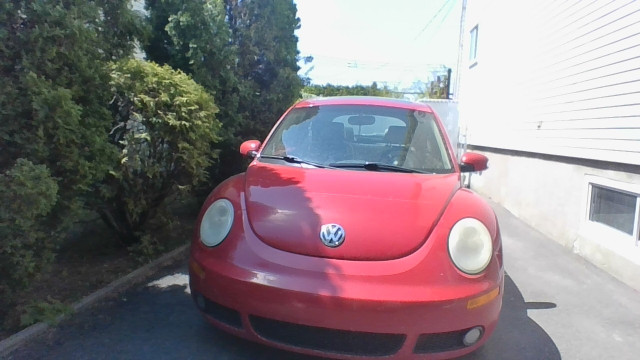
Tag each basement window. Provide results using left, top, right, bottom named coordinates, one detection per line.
left=469, top=25, right=479, bottom=66
left=588, top=183, right=640, bottom=244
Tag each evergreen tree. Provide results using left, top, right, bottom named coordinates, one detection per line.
left=146, top=0, right=303, bottom=183
left=144, top=0, right=241, bottom=184
left=96, top=0, right=147, bottom=60
left=0, top=0, right=142, bottom=298
left=145, top=0, right=239, bottom=132
left=303, top=82, right=397, bottom=97
left=210, top=0, right=303, bottom=181
left=102, top=59, right=221, bottom=245
left=225, top=0, right=303, bottom=140
left=0, top=0, right=141, bottom=224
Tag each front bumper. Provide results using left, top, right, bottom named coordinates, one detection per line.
left=190, top=279, right=501, bottom=359
left=189, top=210, right=503, bottom=360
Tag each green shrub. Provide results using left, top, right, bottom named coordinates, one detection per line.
left=144, top=0, right=304, bottom=185
left=0, top=0, right=141, bottom=209
left=0, top=0, right=144, bottom=256
left=0, top=159, right=59, bottom=302
left=20, top=298, right=73, bottom=327
left=128, top=233, right=166, bottom=264
left=99, top=59, right=220, bottom=245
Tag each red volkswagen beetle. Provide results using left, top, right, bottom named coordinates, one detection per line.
left=189, top=96, right=503, bottom=359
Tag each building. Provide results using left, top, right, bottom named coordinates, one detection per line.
left=418, top=99, right=460, bottom=155
left=458, top=0, right=640, bottom=290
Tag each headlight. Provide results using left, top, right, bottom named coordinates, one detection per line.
left=448, top=218, right=493, bottom=275
left=200, top=199, right=234, bottom=247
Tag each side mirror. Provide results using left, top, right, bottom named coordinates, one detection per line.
left=239, top=140, right=261, bottom=158
left=459, top=152, right=488, bottom=172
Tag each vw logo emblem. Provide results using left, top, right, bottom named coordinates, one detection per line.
left=320, top=224, right=345, bottom=247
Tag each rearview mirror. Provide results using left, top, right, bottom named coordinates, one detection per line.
left=459, top=152, right=488, bottom=172
left=348, top=115, right=376, bottom=126
left=239, top=140, right=261, bottom=158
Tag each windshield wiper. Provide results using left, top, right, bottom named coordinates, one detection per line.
left=329, top=162, right=429, bottom=174
left=259, top=154, right=333, bottom=169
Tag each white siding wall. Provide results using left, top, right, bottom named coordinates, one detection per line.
left=459, top=0, right=640, bottom=165
left=468, top=149, right=640, bottom=290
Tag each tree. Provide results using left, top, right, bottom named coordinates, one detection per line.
left=145, top=0, right=241, bottom=186
left=101, top=59, right=221, bottom=245
left=225, top=0, right=303, bottom=140
left=0, top=160, right=58, bottom=305
left=427, top=68, right=451, bottom=99
left=1, top=1, right=116, bottom=188
left=146, top=0, right=304, bottom=183
left=96, top=0, right=148, bottom=60
left=144, top=0, right=238, bottom=127
left=303, top=82, right=397, bottom=97
left=196, top=0, right=303, bottom=183
left=0, top=0, right=142, bottom=295
left=0, top=0, right=141, bottom=222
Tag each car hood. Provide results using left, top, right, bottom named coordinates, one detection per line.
left=244, top=162, right=459, bottom=261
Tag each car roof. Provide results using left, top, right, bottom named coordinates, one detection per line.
left=294, top=96, right=435, bottom=112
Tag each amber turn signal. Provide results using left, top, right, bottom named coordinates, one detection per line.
left=467, top=287, right=500, bottom=310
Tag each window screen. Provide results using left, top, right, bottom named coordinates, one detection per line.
left=469, top=25, right=479, bottom=62
left=589, top=185, right=637, bottom=236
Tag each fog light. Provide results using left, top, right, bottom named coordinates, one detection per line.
left=463, top=326, right=483, bottom=346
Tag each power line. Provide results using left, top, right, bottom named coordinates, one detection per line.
left=421, top=0, right=457, bottom=45
left=414, top=0, right=451, bottom=40
left=302, top=56, right=450, bottom=71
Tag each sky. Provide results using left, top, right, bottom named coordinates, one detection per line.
left=294, top=0, right=463, bottom=90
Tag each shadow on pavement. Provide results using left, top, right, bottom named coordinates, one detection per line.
left=7, top=265, right=323, bottom=360
left=8, top=270, right=561, bottom=360
left=459, top=273, right=561, bottom=360
left=184, top=269, right=562, bottom=360
left=138, top=271, right=326, bottom=360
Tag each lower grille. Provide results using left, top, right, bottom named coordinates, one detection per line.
left=413, top=327, right=482, bottom=354
left=193, top=293, right=243, bottom=329
left=249, top=315, right=405, bottom=357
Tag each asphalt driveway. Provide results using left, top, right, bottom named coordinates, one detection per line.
left=7, top=202, right=640, bottom=360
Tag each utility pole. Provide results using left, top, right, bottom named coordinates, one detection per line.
left=455, top=0, right=468, bottom=159
left=454, top=0, right=467, bottom=100
left=446, top=67, right=452, bottom=99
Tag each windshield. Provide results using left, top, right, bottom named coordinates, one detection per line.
left=260, top=104, right=453, bottom=173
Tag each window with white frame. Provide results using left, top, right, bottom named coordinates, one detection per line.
left=587, top=180, right=640, bottom=245
left=469, top=25, right=479, bottom=65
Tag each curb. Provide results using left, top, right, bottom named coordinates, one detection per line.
left=0, top=243, right=191, bottom=357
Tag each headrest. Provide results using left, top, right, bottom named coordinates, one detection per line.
left=315, top=122, right=345, bottom=141
left=384, top=125, right=406, bottom=144
left=344, top=127, right=355, bottom=141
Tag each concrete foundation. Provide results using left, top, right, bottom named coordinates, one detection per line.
left=467, top=147, right=640, bottom=291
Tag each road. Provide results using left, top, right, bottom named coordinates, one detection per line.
left=7, top=202, right=640, bottom=360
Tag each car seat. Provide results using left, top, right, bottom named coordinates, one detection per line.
left=311, top=122, right=351, bottom=163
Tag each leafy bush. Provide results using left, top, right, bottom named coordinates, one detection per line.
left=0, top=159, right=59, bottom=303
left=0, top=0, right=142, bottom=320
left=128, top=233, right=166, bottom=264
left=0, top=0, right=142, bottom=202
left=100, top=59, right=220, bottom=245
left=303, top=83, right=397, bottom=97
left=0, top=1, right=145, bottom=262
left=20, top=298, right=73, bottom=327
left=144, top=0, right=241, bottom=187
left=145, top=0, right=304, bottom=184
